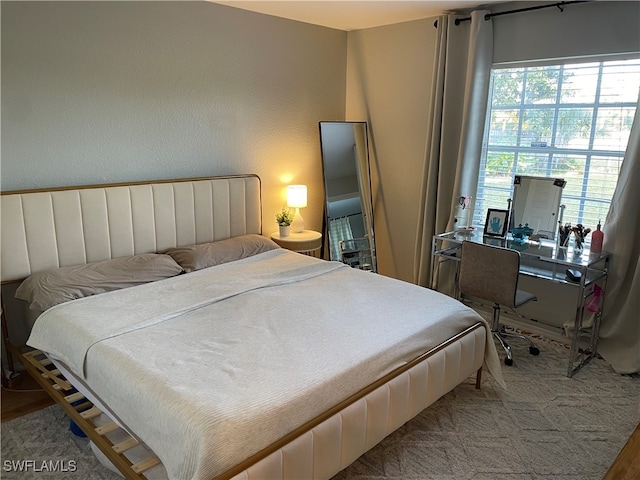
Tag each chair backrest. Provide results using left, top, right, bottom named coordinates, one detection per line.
left=458, top=240, right=521, bottom=308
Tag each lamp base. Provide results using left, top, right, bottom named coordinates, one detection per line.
left=291, top=208, right=304, bottom=233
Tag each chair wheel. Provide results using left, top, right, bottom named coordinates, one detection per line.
left=530, top=346, right=540, bottom=356
left=504, top=357, right=514, bottom=366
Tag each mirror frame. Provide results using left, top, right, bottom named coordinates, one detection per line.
left=511, top=175, right=566, bottom=239
left=319, top=121, right=377, bottom=272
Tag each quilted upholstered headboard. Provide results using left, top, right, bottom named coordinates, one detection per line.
left=0, top=175, right=262, bottom=283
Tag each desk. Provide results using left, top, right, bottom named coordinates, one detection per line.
left=431, top=229, right=610, bottom=377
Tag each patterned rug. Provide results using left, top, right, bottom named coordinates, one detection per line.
left=2, top=338, right=639, bottom=480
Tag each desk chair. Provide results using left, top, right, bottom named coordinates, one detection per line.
left=458, top=240, right=540, bottom=366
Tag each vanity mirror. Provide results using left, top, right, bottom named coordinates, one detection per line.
left=319, top=121, right=376, bottom=272
left=511, top=175, right=566, bottom=239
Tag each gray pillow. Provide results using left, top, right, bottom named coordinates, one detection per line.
left=15, top=254, right=183, bottom=311
left=164, top=234, right=280, bottom=272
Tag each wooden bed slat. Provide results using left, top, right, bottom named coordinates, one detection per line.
left=80, top=406, right=103, bottom=419
left=25, top=350, right=72, bottom=390
left=131, top=456, right=161, bottom=474
left=64, top=391, right=85, bottom=403
left=44, top=375, right=71, bottom=390
left=73, top=401, right=93, bottom=412
left=96, top=422, right=120, bottom=435
left=113, top=437, right=139, bottom=454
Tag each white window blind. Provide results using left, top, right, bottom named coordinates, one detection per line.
left=473, top=58, right=640, bottom=240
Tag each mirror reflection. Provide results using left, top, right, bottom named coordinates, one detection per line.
left=511, top=175, right=565, bottom=240
left=319, top=121, right=376, bottom=272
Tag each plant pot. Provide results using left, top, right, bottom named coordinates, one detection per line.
left=279, top=225, right=290, bottom=238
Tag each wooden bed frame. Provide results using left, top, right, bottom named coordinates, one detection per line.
left=1, top=175, right=487, bottom=480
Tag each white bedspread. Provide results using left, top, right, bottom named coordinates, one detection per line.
left=28, top=249, right=502, bottom=479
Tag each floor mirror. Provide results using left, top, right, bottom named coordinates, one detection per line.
left=319, top=121, right=377, bottom=272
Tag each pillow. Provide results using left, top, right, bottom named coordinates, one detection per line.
left=164, top=234, right=280, bottom=272
left=15, top=254, right=183, bottom=311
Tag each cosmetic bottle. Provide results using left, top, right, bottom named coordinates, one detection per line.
left=591, top=220, right=604, bottom=254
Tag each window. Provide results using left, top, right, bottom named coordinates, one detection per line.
left=473, top=58, right=640, bottom=242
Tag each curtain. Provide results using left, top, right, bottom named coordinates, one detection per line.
left=329, top=217, right=353, bottom=262
left=598, top=95, right=640, bottom=374
left=414, top=10, right=493, bottom=288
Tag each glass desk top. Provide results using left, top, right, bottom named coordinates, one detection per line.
left=433, top=228, right=610, bottom=285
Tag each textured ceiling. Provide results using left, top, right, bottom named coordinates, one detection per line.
left=210, top=1, right=503, bottom=31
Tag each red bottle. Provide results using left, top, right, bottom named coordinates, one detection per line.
left=591, top=220, right=604, bottom=254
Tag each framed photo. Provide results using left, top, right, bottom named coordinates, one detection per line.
left=484, top=209, right=509, bottom=237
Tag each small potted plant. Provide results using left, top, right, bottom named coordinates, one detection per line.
left=275, top=206, right=294, bottom=237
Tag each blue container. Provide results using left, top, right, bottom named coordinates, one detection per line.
left=68, top=388, right=88, bottom=437
left=70, top=418, right=87, bottom=437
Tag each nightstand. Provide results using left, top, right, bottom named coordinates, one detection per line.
left=271, top=230, right=322, bottom=257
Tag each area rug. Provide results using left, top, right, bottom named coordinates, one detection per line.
left=2, top=338, right=639, bottom=480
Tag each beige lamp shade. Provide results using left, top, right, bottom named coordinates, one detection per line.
left=286, top=185, right=307, bottom=208
left=287, top=185, right=307, bottom=233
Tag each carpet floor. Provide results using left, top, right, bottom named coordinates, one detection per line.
left=1, top=338, right=639, bottom=480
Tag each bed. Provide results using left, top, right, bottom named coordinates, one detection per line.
left=0, top=175, right=503, bottom=480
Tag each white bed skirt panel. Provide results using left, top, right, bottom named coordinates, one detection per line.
left=229, top=325, right=485, bottom=480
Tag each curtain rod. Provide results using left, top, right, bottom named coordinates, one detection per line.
left=452, top=1, right=589, bottom=26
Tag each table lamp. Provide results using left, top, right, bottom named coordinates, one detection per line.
left=287, top=185, right=307, bottom=233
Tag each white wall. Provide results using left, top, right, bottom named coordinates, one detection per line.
left=1, top=1, right=347, bottom=235
left=493, top=1, right=640, bottom=65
